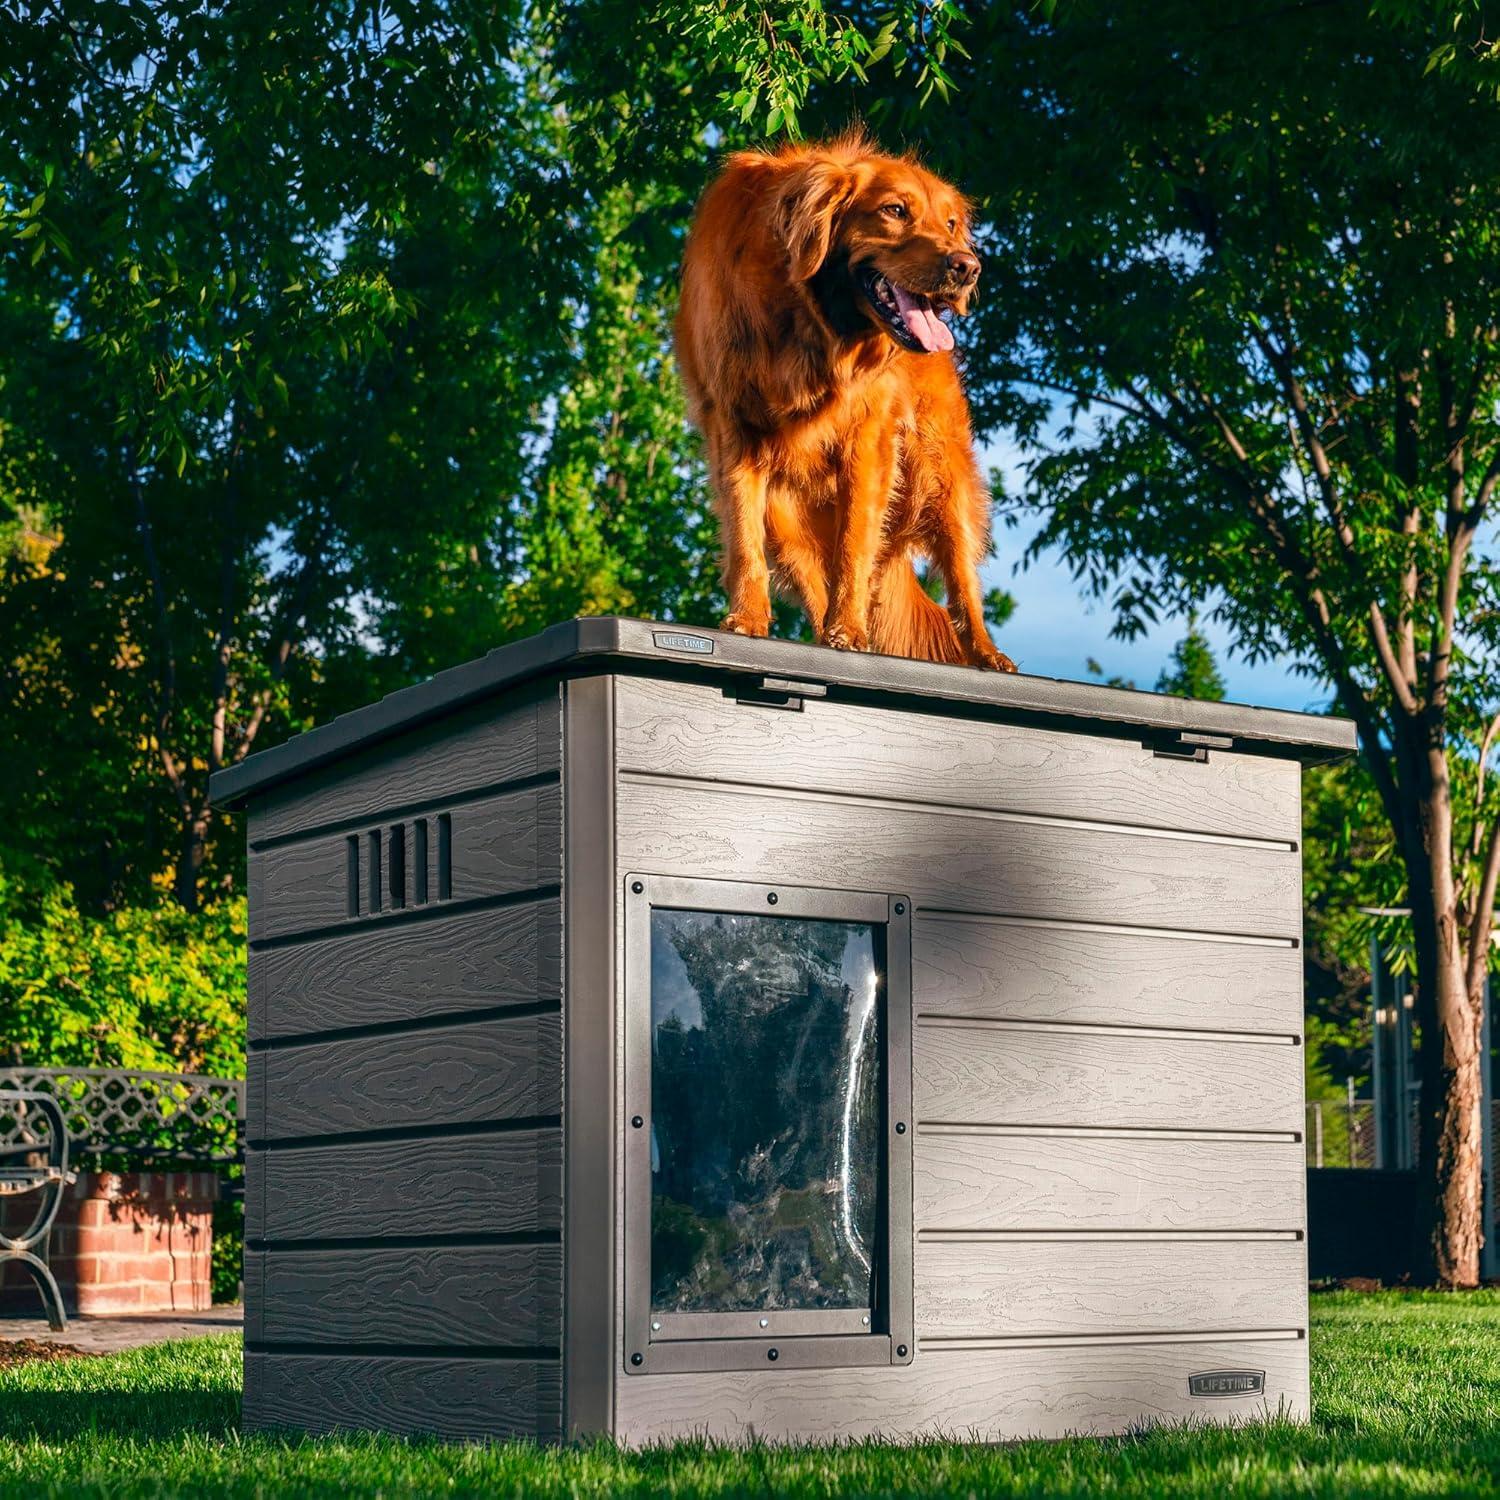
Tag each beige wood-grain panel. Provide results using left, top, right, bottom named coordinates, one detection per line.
left=914, top=1133, right=1306, bottom=1232
left=914, top=916, right=1300, bottom=1035
left=915, top=1025, right=1304, bottom=1133
left=915, top=1239, right=1306, bottom=1339
left=615, top=782, right=1300, bottom=940
left=614, top=676, right=1300, bottom=842
left=610, top=1337, right=1308, bottom=1444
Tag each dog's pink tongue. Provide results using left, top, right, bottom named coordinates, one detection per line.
left=892, top=284, right=954, bottom=353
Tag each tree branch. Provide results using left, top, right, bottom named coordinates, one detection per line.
left=157, top=743, right=190, bottom=816
left=131, top=471, right=186, bottom=799
left=1469, top=711, right=1500, bottom=862
left=1467, top=812, right=1500, bottom=997
left=223, top=509, right=332, bottom=767
left=1467, top=446, right=1500, bottom=531
left=1036, top=367, right=1406, bottom=829
left=1249, top=324, right=1421, bottom=717
left=208, top=399, right=247, bottom=778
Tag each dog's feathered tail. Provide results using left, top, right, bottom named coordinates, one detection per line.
left=871, top=557, right=967, bottom=665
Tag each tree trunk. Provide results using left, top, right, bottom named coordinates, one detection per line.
left=1407, top=761, right=1486, bottom=1288
left=172, top=808, right=210, bottom=914
left=1411, top=949, right=1486, bottom=1287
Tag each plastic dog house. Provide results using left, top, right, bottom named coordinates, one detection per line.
left=212, top=616, right=1353, bottom=1443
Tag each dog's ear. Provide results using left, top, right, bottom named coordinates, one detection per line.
left=773, top=160, right=856, bottom=281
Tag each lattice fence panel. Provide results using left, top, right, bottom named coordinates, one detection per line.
left=0, top=1068, right=243, bottom=1166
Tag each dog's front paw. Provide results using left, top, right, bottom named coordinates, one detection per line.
left=721, top=610, right=771, bottom=638
left=972, top=643, right=1019, bottom=673
left=822, top=622, right=869, bottom=653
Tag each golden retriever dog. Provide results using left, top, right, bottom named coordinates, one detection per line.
left=675, top=133, right=1015, bottom=671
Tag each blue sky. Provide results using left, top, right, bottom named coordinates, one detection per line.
left=977, top=437, right=1333, bottom=714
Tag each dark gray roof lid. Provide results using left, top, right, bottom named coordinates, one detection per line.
left=210, top=615, right=1356, bottom=807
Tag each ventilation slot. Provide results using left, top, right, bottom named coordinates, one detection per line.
left=388, top=823, right=406, bottom=909
left=413, top=818, right=430, bottom=904
left=437, top=812, right=453, bottom=901
left=345, top=836, right=360, bottom=918
left=367, top=829, right=383, bottom=914
left=346, top=817, right=450, bottom=918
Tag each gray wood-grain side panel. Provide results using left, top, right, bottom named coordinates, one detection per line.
left=915, top=1025, right=1303, bottom=1133
left=243, top=1352, right=561, bottom=1440
left=254, top=689, right=559, bottom=844
left=250, top=1013, right=560, bottom=1143
left=250, top=782, right=560, bottom=943
left=914, top=1135, right=1307, bottom=1232
left=245, top=1144, right=266, bottom=1244
left=247, top=897, right=560, bottom=1042
left=614, top=782, right=1300, bottom=939
left=915, top=1240, right=1306, bottom=1339
left=614, top=676, right=1301, bottom=842
left=247, top=1245, right=561, bottom=1346
left=914, top=916, right=1300, bottom=1035
left=611, top=1337, right=1308, bottom=1445
left=254, top=1129, right=561, bottom=1242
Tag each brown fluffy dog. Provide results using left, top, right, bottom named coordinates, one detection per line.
left=676, top=134, right=1015, bottom=671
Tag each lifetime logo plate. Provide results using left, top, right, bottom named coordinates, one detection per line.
left=652, top=631, right=715, bottom=656
left=1188, top=1370, right=1265, bottom=1398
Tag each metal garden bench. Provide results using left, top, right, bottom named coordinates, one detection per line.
left=0, top=1068, right=244, bottom=1328
left=0, top=1090, right=74, bottom=1331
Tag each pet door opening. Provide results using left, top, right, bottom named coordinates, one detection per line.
left=624, top=876, right=912, bottom=1375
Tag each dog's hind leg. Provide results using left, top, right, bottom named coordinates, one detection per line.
left=928, top=471, right=1017, bottom=673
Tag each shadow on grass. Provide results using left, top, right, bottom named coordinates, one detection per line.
left=0, top=1410, right=1496, bottom=1499
left=0, top=1388, right=239, bottom=1442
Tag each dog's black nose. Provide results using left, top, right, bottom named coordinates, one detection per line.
left=947, top=250, right=980, bottom=286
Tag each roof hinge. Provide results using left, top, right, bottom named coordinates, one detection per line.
left=730, top=674, right=829, bottom=712
left=1146, top=729, right=1233, bottom=762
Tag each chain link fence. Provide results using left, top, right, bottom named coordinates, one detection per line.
left=1307, top=1097, right=1500, bottom=1185
left=1304, top=1098, right=1379, bottom=1169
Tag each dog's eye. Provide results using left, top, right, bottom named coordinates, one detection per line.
left=882, top=202, right=908, bottom=220
left=947, top=217, right=957, bottom=232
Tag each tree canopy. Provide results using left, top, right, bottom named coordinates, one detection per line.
left=4, top=0, right=1500, bottom=1281
left=0, top=3, right=686, bottom=905
left=1154, top=618, right=1227, bottom=702
left=941, top=0, right=1500, bottom=1284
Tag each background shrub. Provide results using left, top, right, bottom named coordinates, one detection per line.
left=0, top=867, right=245, bottom=1076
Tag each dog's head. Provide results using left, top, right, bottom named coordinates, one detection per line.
left=773, top=146, right=979, bottom=354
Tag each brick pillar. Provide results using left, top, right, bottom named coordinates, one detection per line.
left=1, top=1171, right=217, bottom=1315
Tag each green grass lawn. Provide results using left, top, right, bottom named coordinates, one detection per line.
left=0, top=1291, right=1495, bottom=1499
